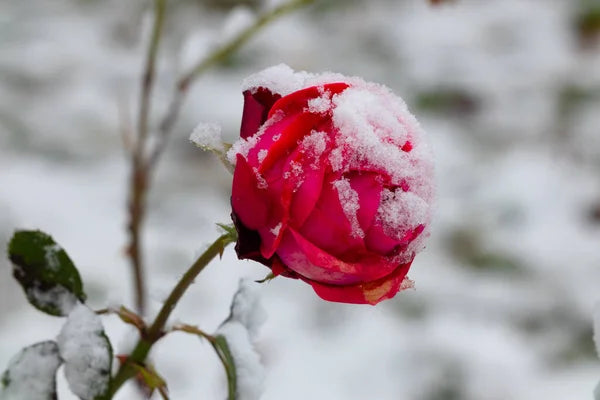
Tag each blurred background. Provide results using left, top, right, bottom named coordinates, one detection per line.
left=2, top=0, right=600, bottom=398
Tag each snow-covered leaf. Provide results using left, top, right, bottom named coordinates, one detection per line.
left=212, top=335, right=237, bottom=400
left=7, top=230, right=85, bottom=316
left=214, top=280, right=266, bottom=400
left=57, top=304, right=112, bottom=400
left=0, top=341, right=62, bottom=400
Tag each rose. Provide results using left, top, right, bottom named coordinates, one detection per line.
left=229, top=65, right=434, bottom=305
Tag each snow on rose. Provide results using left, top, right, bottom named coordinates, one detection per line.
left=229, top=64, right=434, bottom=305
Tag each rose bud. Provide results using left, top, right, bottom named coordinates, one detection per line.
left=228, top=65, right=434, bottom=305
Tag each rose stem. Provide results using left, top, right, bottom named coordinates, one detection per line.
left=105, top=233, right=236, bottom=398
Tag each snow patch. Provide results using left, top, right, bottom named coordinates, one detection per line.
left=0, top=341, right=62, bottom=400
left=26, top=284, right=77, bottom=316
left=332, top=178, right=364, bottom=238
left=43, top=244, right=62, bottom=271
left=57, top=303, right=111, bottom=400
left=217, top=280, right=267, bottom=400
left=190, top=122, right=223, bottom=152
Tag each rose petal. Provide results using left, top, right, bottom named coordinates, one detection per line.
left=231, top=211, right=270, bottom=266
left=267, top=83, right=349, bottom=119
left=298, top=174, right=364, bottom=257
left=231, top=155, right=269, bottom=230
left=258, top=112, right=323, bottom=174
left=277, top=228, right=399, bottom=285
left=348, top=172, right=383, bottom=233
left=246, top=114, right=296, bottom=168
left=289, top=160, right=326, bottom=227
left=307, top=261, right=413, bottom=305
left=364, top=222, right=402, bottom=255
left=276, top=229, right=360, bottom=284
left=240, top=88, right=281, bottom=139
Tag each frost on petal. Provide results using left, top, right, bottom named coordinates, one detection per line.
left=1, top=341, right=62, bottom=400
left=57, top=303, right=112, bottom=400
left=189, top=122, right=223, bottom=152
left=241, top=63, right=308, bottom=96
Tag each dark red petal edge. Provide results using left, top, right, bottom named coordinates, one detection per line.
left=240, top=88, right=282, bottom=139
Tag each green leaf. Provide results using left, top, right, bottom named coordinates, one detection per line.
left=1, top=341, right=63, bottom=400
left=213, top=335, right=237, bottom=400
left=7, top=230, right=86, bottom=316
left=129, top=363, right=169, bottom=399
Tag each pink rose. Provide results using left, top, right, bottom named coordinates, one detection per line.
left=229, top=65, right=434, bottom=305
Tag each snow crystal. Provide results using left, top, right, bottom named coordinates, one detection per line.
left=377, top=189, right=429, bottom=235
left=241, top=64, right=307, bottom=96
left=257, top=149, right=268, bottom=164
left=57, top=303, right=111, bottom=400
left=0, top=341, right=62, bottom=400
left=189, top=122, right=224, bottom=152
left=253, top=168, right=268, bottom=190
left=27, top=284, right=77, bottom=315
left=307, top=96, right=332, bottom=114
left=241, top=63, right=367, bottom=97
left=301, top=130, right=328, bottom=164
left=332, top=178, right=364, bottom=238
left=43, top=243, right=61, bottom=271
left=270, top=223, right=282, bottom=237
left=272, top=133, right=281, bottom=141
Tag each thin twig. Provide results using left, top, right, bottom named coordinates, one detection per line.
left=147, top=0, right=317, bottom=169
left=126, top=0, right=167, bottom=315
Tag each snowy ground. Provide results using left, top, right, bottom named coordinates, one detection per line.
left=2, top=0, right=600, bottom=399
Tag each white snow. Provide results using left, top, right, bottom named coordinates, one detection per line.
left=43, top=244, right=62, bottom=271
left=216, top=280, right=267, bottom=400
left=26, top=285, right=78, bottom=316
left=306, top=96, right=332, bottom=114
left=0, top=341, right=62, bottom=400
left=300, top=130, right=328, bottom=166
left=241, top=64, right=307, bottom=96
left=227, top=279, right=267, bottom=339
left=270, top=223, right=282, bottom=237
left=216, top=323, right=265, bottom=400
left=56, top=304, right=111, bottom=400
left=190, top=122, right=224, bottom=152
left=332, top=178, right=364, bottom=239
left=257, top=149, right=268, bottom=164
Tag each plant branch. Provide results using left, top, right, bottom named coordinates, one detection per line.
left=126, top=0, right=167, bottom=316
left=147, top=0, right=317, bottom=169
left=105, top=232, right=236, bottom=398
